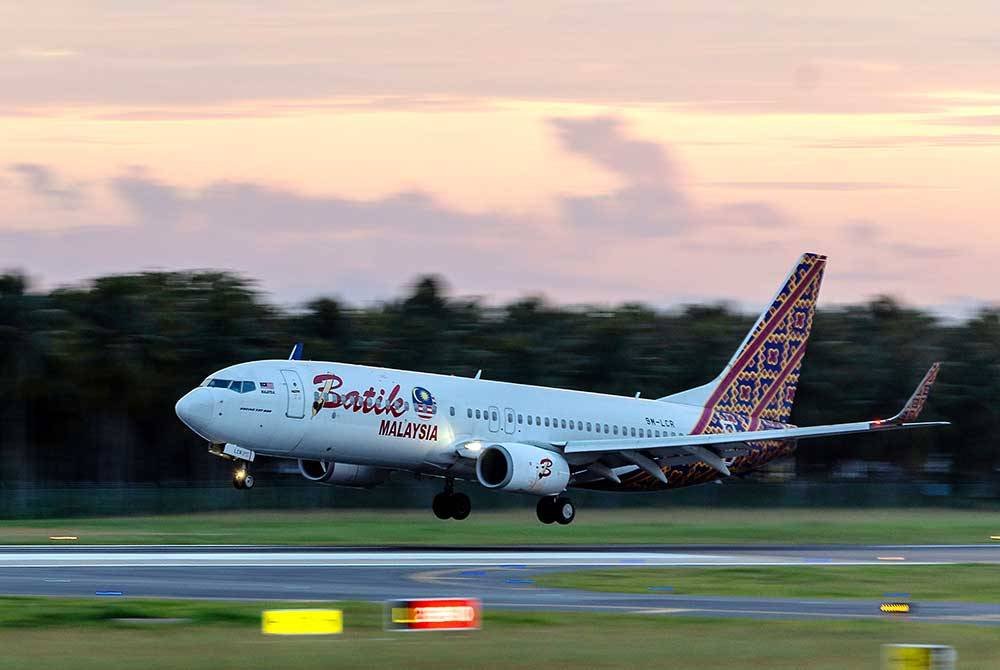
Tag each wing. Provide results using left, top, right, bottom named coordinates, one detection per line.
left=564, top=364, right=948, bottom=464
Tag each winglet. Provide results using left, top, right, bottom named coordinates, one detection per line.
left=879, top=363, right=941, bottom=425
left=289, top=342, right=304, bottom=361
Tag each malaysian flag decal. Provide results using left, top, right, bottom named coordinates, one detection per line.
left=412, top=387, right=437, bottom=420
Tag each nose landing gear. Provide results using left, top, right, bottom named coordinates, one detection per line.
left=537, top=496, right=575, bottom=525
left=432, top=480, right=471, bottom=520
left=232, top=462, right=255, bottom=490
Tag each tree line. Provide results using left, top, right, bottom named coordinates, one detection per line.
left=0, top=271, right=995, bottom=485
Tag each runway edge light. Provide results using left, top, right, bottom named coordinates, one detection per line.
left=385, top=598, right=481, bottom=632
left=261, top=609, right=343, bottom=635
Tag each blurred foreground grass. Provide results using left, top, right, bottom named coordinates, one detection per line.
left=0, top=597, right=997, bottom=670
left=536, top=564, right=1000, bottom=602
left=3, top=508, right=1000, bottom=545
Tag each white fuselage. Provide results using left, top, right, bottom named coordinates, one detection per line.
left=178, top=359, right=702, bottom=480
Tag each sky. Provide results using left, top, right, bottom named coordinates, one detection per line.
left=2, top=1, right=999, bottom=314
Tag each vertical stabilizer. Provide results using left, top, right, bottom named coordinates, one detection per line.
left=660, top=253, right=827, bottom=432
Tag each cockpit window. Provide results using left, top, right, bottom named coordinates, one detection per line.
left=207, top=379, right=256, bottom=393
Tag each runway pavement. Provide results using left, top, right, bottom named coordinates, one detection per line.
left=0, top=544, right=998, bottom=625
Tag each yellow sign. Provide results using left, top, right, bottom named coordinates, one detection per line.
left=881, top=644, right=956, bottom=670
left=261, top=609, right=343, bottom=635
left=880, top=602, right=912, bottom=614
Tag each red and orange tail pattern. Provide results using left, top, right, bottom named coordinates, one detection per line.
left=692, top=253, right=827, bottom=435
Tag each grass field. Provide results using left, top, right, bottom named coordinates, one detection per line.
left=3, top=508, right=1000, bottom=545
left=536, top=564, right=1000, bottom=602
left=0, top=597, right=996, bottom=670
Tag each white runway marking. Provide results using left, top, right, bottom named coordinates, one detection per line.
left=0, top=550, right=969, bottom=569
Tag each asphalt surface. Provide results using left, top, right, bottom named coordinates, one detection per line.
left=1, top=544, right=998, bottom=625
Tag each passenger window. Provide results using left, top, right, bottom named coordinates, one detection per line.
left=467, top=408, right=473, bottom=418
left=586, top=422, right=592, bottom=431
left=613, top=425, right=619, bottom=435
left=561, top=419, right=567, bottom=429
left=569, top=420, right=575, bottom=429
left=536, top=416, right=541, bottom=426
left=527, top=415, right=533, bottom=425
left=604, top=424, right=609, bottom=433
left=450, top=406, right=455, bottom=416
left=492, top=411, right=498, bottom=421
left=475, top=409, right=481, bottom=419
left=655, top=430, right=660, bottom=438
left=639, top=428, right=644, bottom=438
left=631, top=427, right=636, bottom=437
left=544, top=418, right=550, bottom=427
left=506, top=412, right=513, bottom=423
left=517, top=414, right=523, bottom=424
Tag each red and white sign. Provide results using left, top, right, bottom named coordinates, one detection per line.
left=386, top=598, right=481, bottom=631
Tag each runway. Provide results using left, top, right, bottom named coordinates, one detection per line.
left=1, top=544, right=998, bottom=626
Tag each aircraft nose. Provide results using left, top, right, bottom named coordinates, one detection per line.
left=175, top=387, right=215, bottom=438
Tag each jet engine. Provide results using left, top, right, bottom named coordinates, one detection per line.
left=297, top=460, right=390, bottom=488
left=475, top=443, right=570, bottom=496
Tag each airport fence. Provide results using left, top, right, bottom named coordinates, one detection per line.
left=0, top=477, right=997, bottom=519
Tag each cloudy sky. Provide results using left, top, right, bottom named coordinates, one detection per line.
left=2, top=2, right=998, bottom=312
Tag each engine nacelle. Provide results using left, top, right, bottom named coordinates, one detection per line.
left=297, top=460, right=390, bottom=488
left=475, top=443, right=570, bottom=496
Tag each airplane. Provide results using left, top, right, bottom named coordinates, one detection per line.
left=175, top=253, right=947, bottom=524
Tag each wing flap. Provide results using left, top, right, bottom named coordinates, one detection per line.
left=564, top=363, right=947, bottom=456
left=564, top=419, right=948, bottom=455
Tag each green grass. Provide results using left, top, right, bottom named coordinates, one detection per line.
left=3, top=508, right=1000, bottom=545
left=0, top=597, right=996, bottom=669
left=536, top=564, right=1000, bottom=602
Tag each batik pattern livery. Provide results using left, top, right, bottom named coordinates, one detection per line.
left=892, top=362, right=940, bottom=423
left=584, top=253, right=827, bottom=492
left=694, top=252, right=826, bottom=434
left=586, top=414, right=797, bottom=492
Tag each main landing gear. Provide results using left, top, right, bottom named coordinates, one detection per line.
left=537, top=496, right=575, bottom=525
left=432, top=480, right=471, bottom=520
left=232, top=462, right=255, bottom=490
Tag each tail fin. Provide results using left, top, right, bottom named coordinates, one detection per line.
left=661, top=252, right=827, bottom=432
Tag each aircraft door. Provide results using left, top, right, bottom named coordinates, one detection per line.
left=504, top=407, right=516, bottom=435
left=280, top=369, right=306, bottom=419
left=488, top=405, right=500, bottom=433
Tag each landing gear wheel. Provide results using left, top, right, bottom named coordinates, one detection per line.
left=243, top=473, right=255, bottom=489
left=432, top=490, right=472, bottom=520
left=554, top=497, right=576, bottom=525
left=451, top=493, right=471, bottom=520
left=432, top=493, right=452, bottom=520
left=536, top=496, right=557, bottom=524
